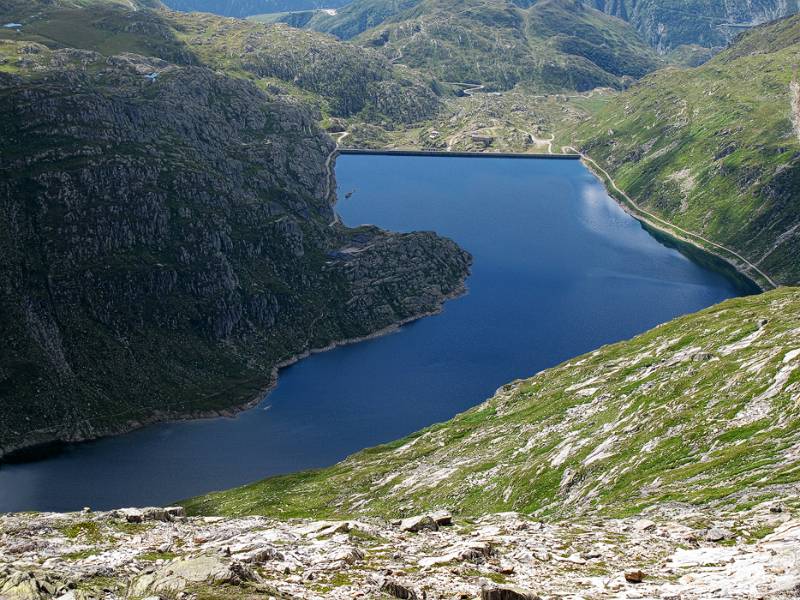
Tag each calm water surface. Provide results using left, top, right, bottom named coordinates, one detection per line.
left=0, top=156, right=747, bottom=512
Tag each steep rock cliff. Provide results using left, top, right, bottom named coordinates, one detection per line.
left=0, top=45, right=471, bottom=457
left=591, top=0, right=800, bottom=51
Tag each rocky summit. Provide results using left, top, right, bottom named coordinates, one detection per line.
left=1, top=505, right=799, bottom=599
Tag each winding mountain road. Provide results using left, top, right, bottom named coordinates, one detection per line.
left=444, top=82, right=486, bottom=97
left=526, top=132, right=554, bottom=154
left=325, top=131, right=350, bottom=227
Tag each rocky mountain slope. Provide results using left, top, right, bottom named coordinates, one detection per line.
left=2, top=505, right=799, bottom=599
left=0, top=0, right=442, bottom=127
left=0, top=3, right=471, bottom=458
left=560, top=14, right=800, bottom=287
left=303, top=0, right=800, bottom=56
left=591, top=0, right=800, bottom=52
left=185, top=288, right=800, bottom=520
left=284, top=0, right=420, bottom=40
left=294, top=0, right=663, bottom=92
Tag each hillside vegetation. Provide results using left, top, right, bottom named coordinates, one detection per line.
left=185, top=288, right=800, bottom=520
left=302, top=0, right=800, bottom=54
left=561, top=14, right=800, bottom=286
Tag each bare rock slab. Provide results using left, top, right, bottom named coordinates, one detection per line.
left=481, top=585, right=541, bottom=600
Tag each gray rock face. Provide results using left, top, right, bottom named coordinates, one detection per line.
left=592, top=0, right=800, bottom=51
left=130, top=555, right=258, bottom=596
left=0, top=567, right=70, bottom=600
left=429, top=510, right=453, bottom=526
left=112, top=506, right=185, bottom=523
left=481, top=585, right=541, bottom=600
left=0, top=49, right=471, bottom=457
left=381, top=579, right=419, bottom=599
left=705, top=527, right=735, bottom=542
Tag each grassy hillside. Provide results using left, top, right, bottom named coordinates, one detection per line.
left=1, top=0, right=166, bottom=8
left=560, top=14, right=800, bottom=286
left=304, top=0, right=800, bottom=55
left=300, top=0, right=662, bottom=92
left=185, top=287, right=800, bottom=519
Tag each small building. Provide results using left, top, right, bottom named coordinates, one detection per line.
left=470, top=133, right=494, bottom=147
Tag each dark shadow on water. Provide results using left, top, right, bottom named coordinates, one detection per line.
left=641, top=222, right=762, bottom=296
left=1, top=442, right=70, bottom=465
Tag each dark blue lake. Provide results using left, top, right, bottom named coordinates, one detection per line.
left=0, top=155, right=747, bottom=512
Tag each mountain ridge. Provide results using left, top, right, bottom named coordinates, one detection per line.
left=301, top=0, right=664, bottom=92
left=591, top=0, right=800, bottom=52
left=274, top=0, right=800, bottom=58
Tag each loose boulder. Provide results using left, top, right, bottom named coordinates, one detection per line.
left=381, top=579, right=418, bottom=599
left=633, top=519, right=656, bottom=533
left=329, top=546, right=365, bottom=565
left=705, top=527, right=734, bottom=542
left=430, top=510, right=453, bottom=526
left=114, top=506, right=184, bottom=523
left=399, top=515, right=438, bottom=533
left=481, top=585, right=541, bottom=600
left=129, top=555, right=257, bottom=596
left=299, top=520, right=351, bottom=537
left=624, top=570, right=646, bottom=583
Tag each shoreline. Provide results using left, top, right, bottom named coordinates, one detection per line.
left=341, top=145, right=774, bottom=291
left=2, top=149, right=767, bottom=465
left=1, top=145, right=468, bottom=466
left=574, top=152, right=773, bottom=293
left=0, top=281, right=470, bottom=465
